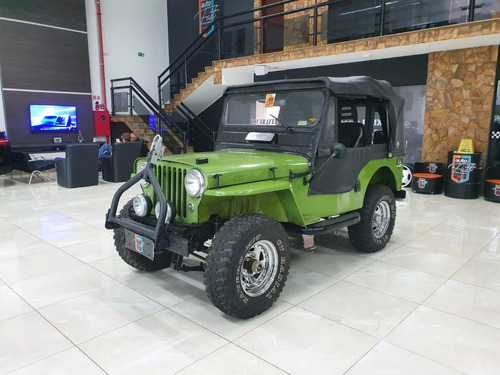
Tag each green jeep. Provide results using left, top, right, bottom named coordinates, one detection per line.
left=105, top=76, right=406, bottom=319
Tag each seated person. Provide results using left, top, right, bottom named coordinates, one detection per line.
left=130, top=132, right=149, bottom=157
left=98, top=132, right=131, bottom=157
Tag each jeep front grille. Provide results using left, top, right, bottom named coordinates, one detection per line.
left=153, top=165, right=188, bottom=218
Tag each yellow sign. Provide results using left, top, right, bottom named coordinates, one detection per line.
left=265, top=94, right=276, bottom=108
left=458, top=139, right=474, bottom=154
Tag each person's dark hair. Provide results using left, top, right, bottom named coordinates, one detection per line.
left=121, top=132, right=131, bottom=142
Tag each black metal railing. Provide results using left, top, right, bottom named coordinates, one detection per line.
left=176, top=103, right=217, bottom=146
left=110, top=77, right=187, bottom=154
left=158, top=0, right=498, bottom=105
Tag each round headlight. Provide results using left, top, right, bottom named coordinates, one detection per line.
left=155, top=201, right=175, bottom=223
left=133, top=194, right=152, bottom=217
left=185, top=169, right=205, bottom=198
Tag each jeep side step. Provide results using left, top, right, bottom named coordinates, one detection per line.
left=284, top=211, right=360, bottom=235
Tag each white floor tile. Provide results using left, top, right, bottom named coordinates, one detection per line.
left=0, top=228, right=58, bottom=262
left=290, top=246, right=374, bottom=279
left=278, top=265, right=339, bottom=305
left=0, top=249, right=83, bottom=283
left=300, top=281, right=417, bottom=339
left=125, top=269, right=206, bottom=308
left=386, top=306, right=500, bottom=374
left=425, top=280, right=500, bottom=329
left=402, top=226, right=489, bottom=260
left=60, top=236, right=117, bottom=263
left=345, top=261, right=446, bottom=303
left=0, top=312, right=73, bottom=375
left=0, top=286, right=33, bottom=321
left=1, top=175, right=500, bottom=374
left=79, top=309, right=227, bottom=375
left=10, top=264, right=118, bottom=309
left=39, top=283, right=165, bottom=344
left=176, top=344, right=288, bottom=374
left=234, top=307, right=378, bottom=375
left=452, top=257, right=500, bottom=292
left=9, top=347, right=106, bottom=375
left=90, top=255, right=145, bottom=282
left=171, top=297, right=293, bottom=341
left=346, top=341, right=466, bottom=375
left=380, top=243, right=471, bottom=278
left=40, top=226, right=111, bottom=248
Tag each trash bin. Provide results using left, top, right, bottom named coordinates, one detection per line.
left=484, top=166, right=500, bottom=203
left=445, top=151, right=483, bottom=199
left=411, top=162, right=443, bottom=194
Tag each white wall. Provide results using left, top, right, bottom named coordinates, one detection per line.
left=85, top=0, right=169, bottom=111
left=0, top=66, right=5, bottom=133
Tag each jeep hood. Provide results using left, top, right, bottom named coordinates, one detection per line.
left=161, top=149, right=309, bottom=189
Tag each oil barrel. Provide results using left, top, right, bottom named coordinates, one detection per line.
left=444, top=152, right=483, bottom=199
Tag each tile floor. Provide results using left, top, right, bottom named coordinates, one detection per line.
left=1, top=172, right=499, bottom=374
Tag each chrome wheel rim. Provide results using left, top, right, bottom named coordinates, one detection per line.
left=240, top=240, right=279, bottom=297
left=373, top=200, right=391, bottom=239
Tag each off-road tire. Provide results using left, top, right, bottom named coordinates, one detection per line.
left=114, top=201, right=173, bottom=271
left=348, top=184, right=396, bottom=253
left=204, top=214, right=291, bottom=319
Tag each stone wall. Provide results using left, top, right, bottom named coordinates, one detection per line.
left=283, top=0, right=327, bottom=50
left=422, top=45, right=498, bottom=164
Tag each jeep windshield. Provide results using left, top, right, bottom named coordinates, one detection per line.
left=224, top=90, right=325, bottom=128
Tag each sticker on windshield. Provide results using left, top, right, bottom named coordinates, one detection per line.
left=251, top=118, right=277, bottom=125
left=297, top=121, right=307, bottom=126
left=265, top=93, right=276, bottom=108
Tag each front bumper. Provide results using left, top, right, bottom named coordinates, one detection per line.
left=105, top=164, right=190, bottom=256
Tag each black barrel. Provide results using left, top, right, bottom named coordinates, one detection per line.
left=484, top=166, right=500, bottom=203
left=445, top=152, right=483, bottom=199
left=411, top=162, right=444, bottom=194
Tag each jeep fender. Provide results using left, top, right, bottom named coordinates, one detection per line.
left=201, top=180, right=306, bottom=226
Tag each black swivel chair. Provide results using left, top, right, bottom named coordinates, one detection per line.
left=100, top=142, right=142, bottom=182
left=54, top=143, right=100, bottom=188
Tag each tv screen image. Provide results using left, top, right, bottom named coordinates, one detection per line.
left=30, top=104, right=77, bottom=132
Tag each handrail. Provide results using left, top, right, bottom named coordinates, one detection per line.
left=111, top=77, right=187, bottom=153
left=158, top=0, right=297, bottom=83
left=158, top=0, right=485, bottom=107
left=177, top=103, right=216, bottom=145
left=157, top=0, right=348, bottom=105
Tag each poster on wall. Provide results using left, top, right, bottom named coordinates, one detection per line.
left=198, top=0, right=219, bottom=37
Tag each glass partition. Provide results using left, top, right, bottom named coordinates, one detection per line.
left=473, top=0, right=500, bottom=21
left=393, top=85, right=426, bottom=164
left=384, top=0, right=469, bottom=34
left=327, top=0, right=382, bottom=43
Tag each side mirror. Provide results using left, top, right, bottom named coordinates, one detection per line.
left=330, top=143, right=347, bottom=159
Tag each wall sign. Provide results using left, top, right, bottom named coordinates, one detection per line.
left=449, top=154, right=476, bottom=184
left=198, top=0, right=219, bottom=36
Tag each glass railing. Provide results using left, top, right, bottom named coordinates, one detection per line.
left=159, top=0, right=499, bottom=105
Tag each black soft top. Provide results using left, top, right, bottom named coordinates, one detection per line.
left=223, top=76, right=405, bottom=157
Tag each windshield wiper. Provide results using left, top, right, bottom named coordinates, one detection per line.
left=270, top=114, right=294, bottom=132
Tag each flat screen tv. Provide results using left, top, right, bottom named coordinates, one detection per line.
left=30, top=104, right=77, bottom=132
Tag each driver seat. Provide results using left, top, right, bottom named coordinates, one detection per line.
left=338, top=122, right=364, bottom=148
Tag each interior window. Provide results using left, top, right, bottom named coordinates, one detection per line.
left=371, top=102, right=389, bottom=145
left=337, top=99, right=366, bottom=148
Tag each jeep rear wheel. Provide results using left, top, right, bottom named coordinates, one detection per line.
left=204, top=214, right=291, bottom=319
left=114, top=201, right=174, bottom=271
left=348, top=184, right=396, bottom=253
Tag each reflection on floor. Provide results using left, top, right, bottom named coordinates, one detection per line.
left=0, top=175, right=499, bottom=374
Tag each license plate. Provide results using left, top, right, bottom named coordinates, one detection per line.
left=125, top=230, right=155, bottom=260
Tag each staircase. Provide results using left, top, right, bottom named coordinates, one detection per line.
left=110, top=115, right=194, bottom=155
